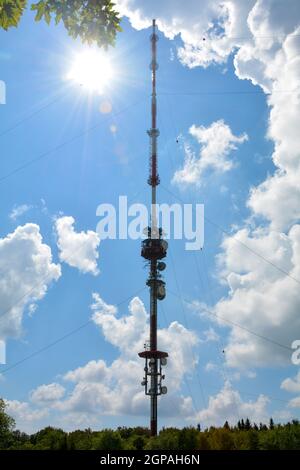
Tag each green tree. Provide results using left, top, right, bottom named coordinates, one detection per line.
left=209, top=428, right=235, bottom=450
left=93, top=430, right=123, bottom=450
left=145, top=428, right=180, bottom=450
left=8, top=430, right=30, bottom=449
left=117, top=426, right=134, bottom=440
left=130, top=435, right=146, bottom=450
left=178, top=427, right=199, bottom=450
left=247, top=430, right=259, bottom=450
left=259, top=422, right=268, bottom=431
left=232, top=430, right=250, bottom=450
left=0, top=0, right=121, bottom=48
left=67, top=429, right=93, bottom=450
left=198, top=433, right=211, bottom=450
left=0, top=398, right=15, bottom=449
left=30, top=426, right=67, bottom=450
left=245, top=418, right=251, bottom=431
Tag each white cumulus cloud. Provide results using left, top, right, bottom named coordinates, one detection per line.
left=9, top=204, right=32, bottom=221
left=194, top=381, right=269, bottom=427
left=30, top=383, right=66, bottom=404
left=281, top=371, right=300, bottom=394
left=173, top=120, right=247, bottom=186
left=0, top=224, right=61, bottom=341
left=64, top=359, right=108, bottom=383
left=55, top=216, right=100, bottom=275
left=281, top=371, right=300, bottom=408
left=5, top=400, right=48, bottom=432
left=210, top=4, right=300, bottom=369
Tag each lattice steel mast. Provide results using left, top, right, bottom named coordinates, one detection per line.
left=139, top=19, right=168, bottom=437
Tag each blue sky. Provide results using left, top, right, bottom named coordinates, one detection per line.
left=1, top=1, right=300, bottom=432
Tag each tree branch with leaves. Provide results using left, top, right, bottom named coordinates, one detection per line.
left=0, top=0, right=121, bottom=48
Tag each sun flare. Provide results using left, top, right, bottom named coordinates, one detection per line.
left=67, top=49, right=113, bottom=94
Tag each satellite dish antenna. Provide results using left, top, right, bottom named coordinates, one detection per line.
left=161, top=240, right=168, bottom=250
left=157, top=284, right=166, bottom=300
left=161, top=386, right=167, bottom=395
left=158, top=262, right=166, bottom=271
left=161, top=357, right=167, bottom=366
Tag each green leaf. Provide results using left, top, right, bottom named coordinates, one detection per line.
left=44, top=9, right=51, bottom=24
left=0, top=0, right=26, bottom=30
left=55, top=12, right=62, bottom=25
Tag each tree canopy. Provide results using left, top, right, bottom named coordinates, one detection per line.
left=1, top=399, right=300, bottom=450
left=0, top=0, right=121, bottom=47
left=0, top=398, right=15, bottom=449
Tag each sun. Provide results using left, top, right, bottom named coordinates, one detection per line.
left=67, top=48, right=113, bottom=94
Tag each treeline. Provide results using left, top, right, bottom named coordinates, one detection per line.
left=1, top=400, right=300, bottom=450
